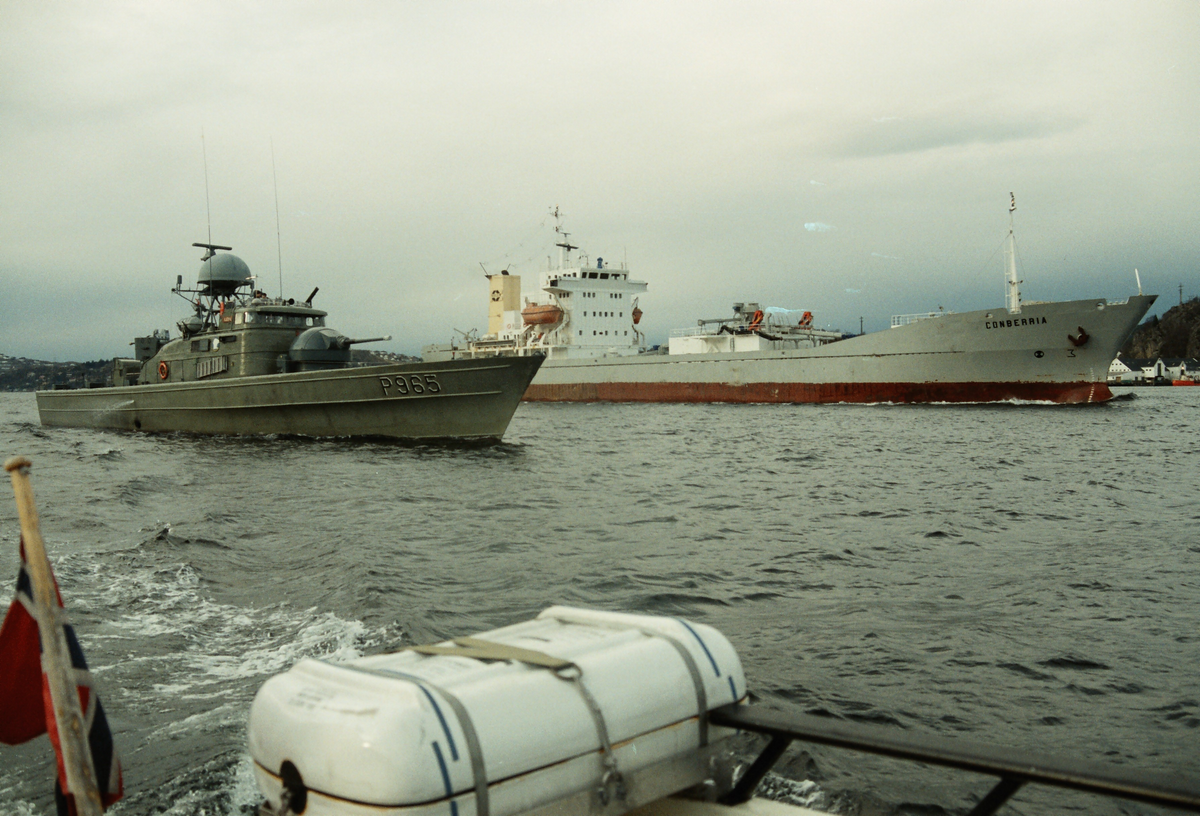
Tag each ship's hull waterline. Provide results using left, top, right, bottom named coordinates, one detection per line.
left=37, top=357, right=543, bottom=441
left=521, top=296, right=1156, bottom=405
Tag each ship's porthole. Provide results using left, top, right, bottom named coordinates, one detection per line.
left=1034, top=350, right=1044, bottom=359
left=1096, top=302, right=1106, bottom=310
left=134, top=418, right=142, bottom=429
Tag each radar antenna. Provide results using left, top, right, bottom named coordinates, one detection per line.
left=192, top=242, right=233, bottom=261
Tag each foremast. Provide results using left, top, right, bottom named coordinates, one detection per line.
left=1005, top=193, right=1022, bottom=315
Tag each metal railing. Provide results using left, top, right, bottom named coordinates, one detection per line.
left=890, top=311, right=948, bottom=328
left=710, top=704, right=1200, bottom=815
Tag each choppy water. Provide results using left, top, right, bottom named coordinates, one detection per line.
left=1, top=389, right=1197, bottom=816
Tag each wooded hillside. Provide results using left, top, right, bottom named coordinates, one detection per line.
left=1120, top=298, right=1200, bottom=359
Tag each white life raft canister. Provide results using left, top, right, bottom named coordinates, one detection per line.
left=248, top=606, right=747, bottom=816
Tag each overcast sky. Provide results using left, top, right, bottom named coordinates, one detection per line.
left=2, top=1, right=1198, bottom=360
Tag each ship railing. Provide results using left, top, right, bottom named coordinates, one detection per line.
left=891, top=311, right=948, bottom=328
left=671, top=325, right=728, bottom=337
left=711, top=703, right=1200, bottom=815
left=670, top=322, right=823, bottom=338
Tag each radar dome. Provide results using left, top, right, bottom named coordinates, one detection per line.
left=198, top=253, right=252, bottom=296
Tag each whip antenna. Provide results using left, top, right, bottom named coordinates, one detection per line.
left=271, top=138, right=283, bottom=297
left=202, top=129, right=212, bottom=246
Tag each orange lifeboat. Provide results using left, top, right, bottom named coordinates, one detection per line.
left=799, top=311, right=813, bottom=330
left=522, top=303, right=565, bottom=326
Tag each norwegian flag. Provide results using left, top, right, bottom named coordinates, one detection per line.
left=0, top=537, right=123, bottom=814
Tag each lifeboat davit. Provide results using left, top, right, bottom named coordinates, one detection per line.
left=522, top=303, right=564, bottom=326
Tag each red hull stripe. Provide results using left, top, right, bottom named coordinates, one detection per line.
left=524, top=381, right=1113, bottom=405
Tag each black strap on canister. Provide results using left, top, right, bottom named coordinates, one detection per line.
left=411, top=637, right=626, bottom=806
left=332, top=661, right=490, bottom=816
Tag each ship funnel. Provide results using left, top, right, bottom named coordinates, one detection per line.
left=488, top=273, right=521, bottom=336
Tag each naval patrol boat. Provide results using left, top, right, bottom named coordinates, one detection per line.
left=35, top=244, right=542, bottom=441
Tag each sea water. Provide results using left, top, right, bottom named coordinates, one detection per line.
left=0, top=389, right=1197, bottom=815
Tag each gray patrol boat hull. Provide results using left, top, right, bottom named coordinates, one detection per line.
left=37, top=356, right=542, bottom=442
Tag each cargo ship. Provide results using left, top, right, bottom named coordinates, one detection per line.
left=424, top=207, right=1154, bottom=405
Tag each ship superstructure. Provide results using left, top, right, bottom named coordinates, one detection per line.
left=453, top=214, right=649, bottom=362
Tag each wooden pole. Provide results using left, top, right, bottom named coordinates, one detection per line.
left=5, top=456, right=104, bottom=816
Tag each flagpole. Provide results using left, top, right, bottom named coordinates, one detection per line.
left=5, top=456, right=104, bottom=816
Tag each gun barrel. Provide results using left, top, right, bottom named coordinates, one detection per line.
left=345, top=335, right=392, bottom=345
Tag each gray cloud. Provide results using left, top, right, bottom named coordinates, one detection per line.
left=1, top=1, right=1198, bottom=357
left=833, top=113, right=1086, bottom=158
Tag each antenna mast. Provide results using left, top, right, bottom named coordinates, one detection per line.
left=1005, top=193, right=1021, bottom=314
left=552, top=205, right=576, bottom=270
